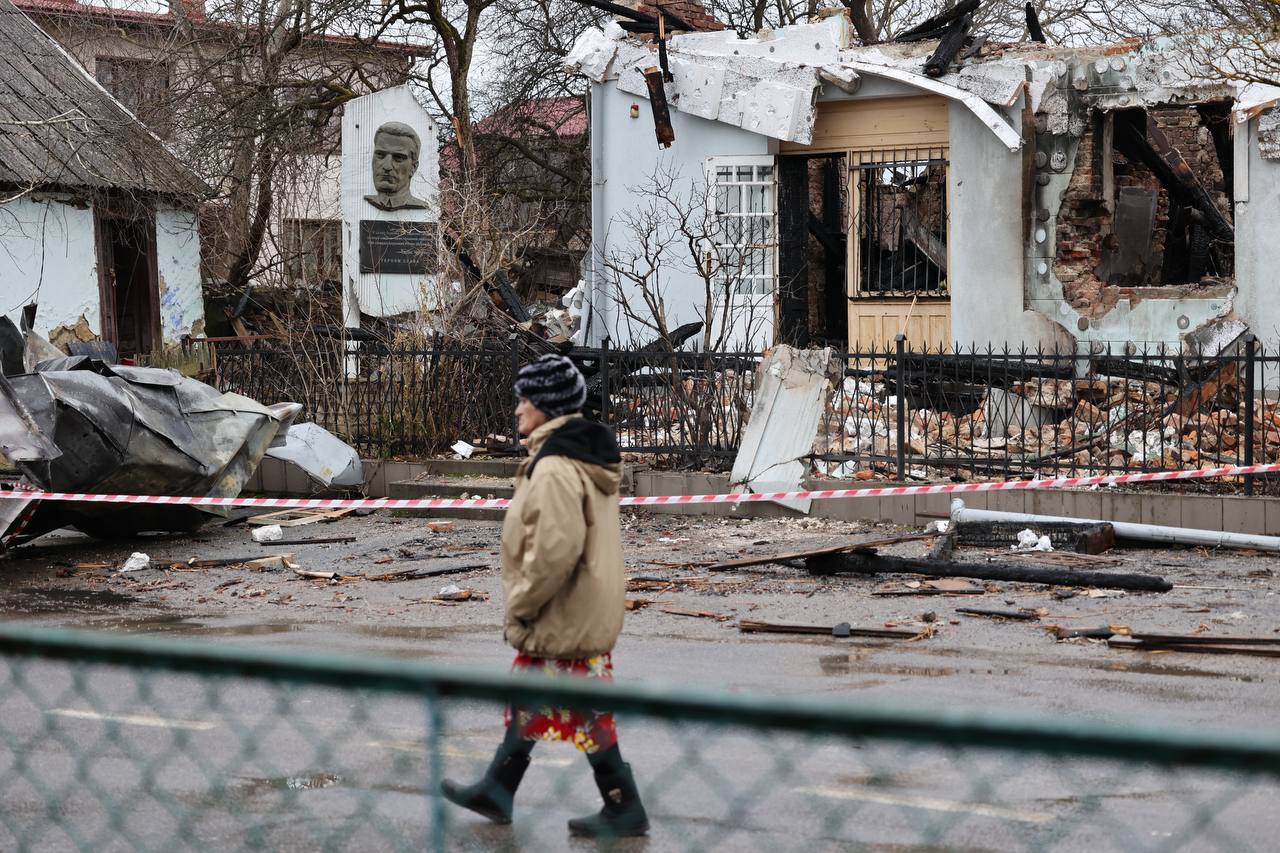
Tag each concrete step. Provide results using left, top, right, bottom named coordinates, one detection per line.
left=388, top=477, right=512, bottom=520
left=413, top=457, right=523, bottom=478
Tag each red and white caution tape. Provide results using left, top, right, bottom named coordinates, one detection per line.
left=0, top=462, right=1277, bottom=512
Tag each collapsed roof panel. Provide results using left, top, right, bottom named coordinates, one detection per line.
left=565, top=15, right=1030, bottom=147
left=0, top=344, right=305, bottom=542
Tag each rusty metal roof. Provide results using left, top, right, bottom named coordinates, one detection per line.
left=0, top=0, right=207, bottom=197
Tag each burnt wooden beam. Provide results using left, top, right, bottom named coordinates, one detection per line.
left=643, top=66, right=675, bottom=148
left=573, top=0, right=694, bottom=31
left=581, top=320, right=703, bottom=411
left=1196, top=102, right=1235, bottom=208
left=1144, top=114, right=1233, bottom=240
left=489, top=270, right=530, bottom=323
left=806, top=551, right=1172, bottom=592
left=1115, top=113, right=1232, bottom=241
left=777, top=156, right=810, bottom=346
left=657, top=19, right=673, bottom=81
left=924, top=13, right=973, bottom=77
left=617, top=20, right=660, bottom=33
left=807, top=212, right=843, bottom=258
left=1025, top=2, right=1046, bottom=42
left=895, top=0, right=980, bottom=42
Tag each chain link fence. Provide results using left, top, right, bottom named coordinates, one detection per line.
left=1, top=620, right=1277, bottom=851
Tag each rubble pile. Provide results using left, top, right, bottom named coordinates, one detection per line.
left=812, top=365, right=1269, bottom=480
left=608, top=367, right=753, bottom=461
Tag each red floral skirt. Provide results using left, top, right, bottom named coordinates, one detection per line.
left=504, top=652, right=618, bottom=754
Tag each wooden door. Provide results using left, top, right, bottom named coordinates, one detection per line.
left=96, top=200, right=160, bottom=359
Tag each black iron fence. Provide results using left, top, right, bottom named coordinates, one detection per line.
left=213, top=336, right=1279, bottom=485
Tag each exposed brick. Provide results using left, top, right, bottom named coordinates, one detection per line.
left=1052, top=105, right=1232, bottom=318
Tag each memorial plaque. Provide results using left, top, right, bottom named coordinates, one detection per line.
left=359, top=220, right=436, bottom=274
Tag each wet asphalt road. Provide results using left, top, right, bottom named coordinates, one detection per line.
left=2, top=512, right=1280, bottom=850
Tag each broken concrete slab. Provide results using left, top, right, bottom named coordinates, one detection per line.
left=731, top=346, right=840, bottom=513
left=564, top=26, right=622, bottom=81
left=265, top=422, right=363, bottom=490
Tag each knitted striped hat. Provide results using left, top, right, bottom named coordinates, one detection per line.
left=514, top=354, right=587, bottom=418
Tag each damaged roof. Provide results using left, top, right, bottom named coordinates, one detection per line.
left=0, top=0, right=208, bottom=197
left=566, top=12, right=1277, bottom=153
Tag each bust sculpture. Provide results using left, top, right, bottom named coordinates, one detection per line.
left=364, top=121, right=430, bottom=211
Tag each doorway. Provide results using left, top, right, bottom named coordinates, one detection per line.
left=780, top=95, right=952, bottom=350
left=96, top=204, right=160, bottom=359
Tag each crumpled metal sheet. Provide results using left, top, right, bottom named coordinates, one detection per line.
left=0, top=349, right=300, bottom=541
left=266, top=422, right=363, bottom=489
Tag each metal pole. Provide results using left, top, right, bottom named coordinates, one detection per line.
left=1245, top=334, right=1257, bottom=497
left=509, top=333, right=521, bottom=454
left=895, top=333, right=906, bottom=482
left=950, top=498, right=1280, bottom=553
left=600, top=336, right=611, bottom=426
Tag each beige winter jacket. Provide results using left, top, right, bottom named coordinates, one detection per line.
left=500, top=414, right=625, bottom=659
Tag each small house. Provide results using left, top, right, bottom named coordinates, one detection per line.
left=568, top=10, right=1280, bottom=359
left=0, top=0, right=208, bottom=358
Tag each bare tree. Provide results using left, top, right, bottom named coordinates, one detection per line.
left=706, top=0, right=1138, bottom=45
left=379, top=0, right=504, bottom=180
left=599, top=166, right=773, bottom=352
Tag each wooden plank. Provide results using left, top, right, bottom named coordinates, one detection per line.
left=248, top=508, right=356, bottom=527
left=704, top=532, right=938, bottom=572
left=785, top=96, right=950, bottom=154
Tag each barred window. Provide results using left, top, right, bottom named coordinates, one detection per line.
left=709, top=159, right=776, bottom=296
left=850, top=148, right=949, bottom=298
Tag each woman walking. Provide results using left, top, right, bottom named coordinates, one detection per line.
left=441, top=353, right=649, bottom=838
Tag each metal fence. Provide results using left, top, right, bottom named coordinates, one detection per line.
left=1, top=620, right=1278, bottom=851
left=213, top=336, right=1280, bottom=485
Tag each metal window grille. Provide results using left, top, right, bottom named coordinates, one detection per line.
left=711, top=163, right=776, bottom=296
left=850, top=148, right=949, bottom=298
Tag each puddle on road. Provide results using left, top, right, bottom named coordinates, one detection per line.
left=66, top=615, right=497, bottom=652
left=819, top=645, right=1259, bottom=686
left=84, top=616, right=303, bottom=638
left=1, top=587, right=139, bottom=614
left=836, top=771, right=928, bottom=790
left=1090, top=660, right=1260, bottom=682
left=351, top=623, right=497, bottom=642
left=232, top=773, right=343, bottom=795
left=819, top=654, right=958, bottom=678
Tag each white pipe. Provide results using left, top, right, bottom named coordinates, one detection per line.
left=949, top=498, right=1280, bottom=552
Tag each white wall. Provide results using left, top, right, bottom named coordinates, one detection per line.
left=588, top=81, right=773, bottom=348
left=155, top=206, right=205, bottom=342
left=1234, top=117, right=1280, bottom=349
left=0, top=194, right=100, bottom=339
left=948, top=102, right=1070, bottom=351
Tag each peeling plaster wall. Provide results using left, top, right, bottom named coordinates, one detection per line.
left=155, top=207, right=205, bottom=342
left=948, top=103, right=1069, bottom=350
left=1234, top=117, right=1280, bottom=345
left=0, top=194, right=100, bottom=340
left=587, top=81, right=772, bottom=347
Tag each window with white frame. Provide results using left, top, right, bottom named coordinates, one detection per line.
left=708, top=158, right=776, bottom=296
